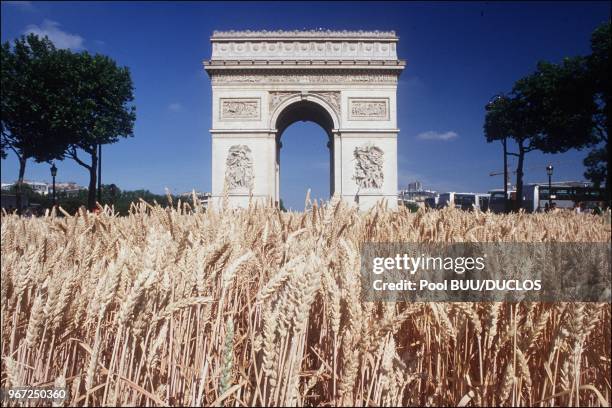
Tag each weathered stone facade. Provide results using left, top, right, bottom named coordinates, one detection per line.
left=204, top=29, right=405, bottom=209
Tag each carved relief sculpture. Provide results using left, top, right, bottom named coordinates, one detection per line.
left=314, top=91, right=341, bottom=115
left=209, top=30, right=398, bottom=61
left=350, top=99, right=388, bottom=120
left=211, top=41, right=396, bottom=59
left=211, top=72, right=398, bottom=85
left=353, top=144, right=384, bottom=189
left=225, top=145, right=254, bottom=191
left=221, top=99, right=259, bottom=119
left=269, top=91, right=341, bottom=116
left=269, top=91, right=299, bottom=112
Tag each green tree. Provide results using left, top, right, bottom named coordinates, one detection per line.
left=1, top=35, right=73, bottom=209
left=100, top=183, right=121, bottom=206
left=485, top=55, right=598, bottom=210
left=485, top=93, right=541, bottom=211
left=487, top=21, right=611, bottom=207
left=0, top=137, right=7, bottom=160
left=401, top=201, right=420, bottom=212
left=583, top=22, right=610, bottom=197
left=60, top=51, right=136, bottom=210
left=279, top=198, right=287, bottom=212
left=516, top=58, right=597, bottom=153
left=100, top=186, right=174, bottom=215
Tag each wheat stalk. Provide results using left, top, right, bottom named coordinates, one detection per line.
left=0, top=203, right=609, bottom=407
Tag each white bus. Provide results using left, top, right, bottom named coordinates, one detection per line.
left=437, top=192, right=489, bottom=211
left=424, top=196, right=439, bottom=209
left=488, top=189, right=516, bottom=213
left=522, top=182, right=605, bottom=212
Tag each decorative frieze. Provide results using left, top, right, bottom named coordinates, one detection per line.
left=211, top=41, right=397, bottom=60
left=209, top=30, right=399, bottom=61
left=220, top=98, right=260, bottom=120
left=349, top=98, right=389, bottom=120
left=211, top=72, right=398, bottom=85
left=225, top=145, right=254, bottom=192
left=353, top=144, right=384, bottom=190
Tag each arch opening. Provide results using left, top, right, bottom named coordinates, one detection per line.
left=274, top=100, right=337, bottom=208
left=275, top=100, right=335, bottom=137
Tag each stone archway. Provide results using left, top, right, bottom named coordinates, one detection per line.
left=204, top=29, right=405, bottom=209
left=272, top=95, right=338, bottom=203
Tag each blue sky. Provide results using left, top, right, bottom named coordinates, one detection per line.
left=1, top=1, right=610, bottom=210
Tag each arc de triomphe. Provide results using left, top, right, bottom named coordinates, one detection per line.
left=204, top=30, right=405, bottom=209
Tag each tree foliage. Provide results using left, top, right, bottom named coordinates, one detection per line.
left=3, top=183, right=175, bottom=216
left=59, top=51, right=136, bottom=210
left=1, top=35, right=73, bottom=162
left=584, top=22, right=610, bottom=195
left=515, top=58, right=598, bottom=153
left=484, top=90, right=543, bottom=210
left=1, top=34, right=136, bottom=211
left=485, top=21, right=611, bottom=208
left=0, top=35, right=74, bottom=208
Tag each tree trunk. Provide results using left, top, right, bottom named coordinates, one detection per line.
left=87, top=149, right=98, bottom=211
left=16, top=157, right=26, bottom=212
left=515, top=143, right=525, bottom=212
left=605, top=143, right=610, bottom=203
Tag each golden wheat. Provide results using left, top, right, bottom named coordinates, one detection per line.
left=0, top=201, right=610, bottom=407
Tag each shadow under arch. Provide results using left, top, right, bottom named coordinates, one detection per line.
left=271, top=96, right=340, bottom=204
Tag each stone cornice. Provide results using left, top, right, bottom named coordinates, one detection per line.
left=204, top=67, right=404, bottom=74
left=204, top=60, right=406, bottom=71
left=211, top=29, right=397, bottom=40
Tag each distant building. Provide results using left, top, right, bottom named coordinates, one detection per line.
left=398, top=182, right=438, bottom=208
left=55, top=182, right=84, bottom=197
left=28, top=181, right=50, bottom=195
left=1, top=180, right=85, bottom=197
left=407, top=181, right=422, bottom=191
left=178, top=191, right=212, bottom=209
left=1, top=180, right=49, bottom=195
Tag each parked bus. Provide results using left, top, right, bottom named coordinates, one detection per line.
left=478, top=195, right=490, bottom=212
left=437, top=192, right=489, bottom=211
left=522, top=183, right=605, bottom=212
left=488, top=189, right=516, bottom=213
left=424, top=196, right=438, bottom=209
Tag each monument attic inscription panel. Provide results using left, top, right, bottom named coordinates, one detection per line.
left=204, top=30, right=405, bottom=209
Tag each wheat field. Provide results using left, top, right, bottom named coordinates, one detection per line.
left=1, top=197, right=610, bottom=407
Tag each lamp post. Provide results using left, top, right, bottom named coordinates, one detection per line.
left=50, top=163, right=57, bottom=207
left=486, top=95, right=509, bottom=213
left=546, top=164, right=554, bottom=209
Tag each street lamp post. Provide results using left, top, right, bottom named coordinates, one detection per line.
left=50, top=163, right=57, bottom=207
left=546, top=164, right=554, bottom=209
